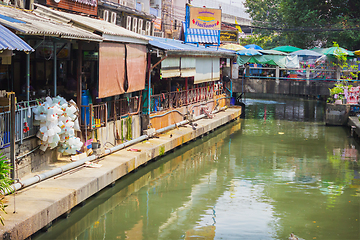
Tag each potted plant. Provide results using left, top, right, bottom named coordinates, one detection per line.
left=328, top=83, right=351, bottom=104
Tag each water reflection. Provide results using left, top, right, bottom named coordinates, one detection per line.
left=34, top=98, right=360, bottom=240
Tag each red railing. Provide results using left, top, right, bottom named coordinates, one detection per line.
left=150, top=86, right=221, bottom=113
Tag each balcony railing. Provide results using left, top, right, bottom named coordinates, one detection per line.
left=150, top=86, right=223, bottom=113
left=81, top=96, right=141, bottom=130
left=0, top=100, right=40, bottom=149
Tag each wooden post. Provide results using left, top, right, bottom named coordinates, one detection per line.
left=77, top=42, right=82, bottom=127
left=10, top=93, right=16, bottom=179
left=53, top=41, right=57, bottom=96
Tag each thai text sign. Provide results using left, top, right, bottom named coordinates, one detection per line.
left=220, top=30, right=238, bottom=42
left=189, top=6, right=221, bottom=30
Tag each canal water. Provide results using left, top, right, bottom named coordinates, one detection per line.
left=34, top=98, right=360, bottom=240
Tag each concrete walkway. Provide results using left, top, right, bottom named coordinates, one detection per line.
left=0, top=108, right=241, bottom=240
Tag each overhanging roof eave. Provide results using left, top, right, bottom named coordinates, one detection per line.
left=152, top=49, right=235, bottom=58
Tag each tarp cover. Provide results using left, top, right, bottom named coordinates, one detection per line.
left=237, top=54, right=300, bottom=68
left=99, top=42, right=125, bottom=98
left=181, top=57, right=196, bottom=77
left=126, top=44, right=147, bottom=93
left=99, top=43, right=147, bottom=98
left=195, top=58, right=220, bottom=84
left=161, top=58, right=181, bottom=78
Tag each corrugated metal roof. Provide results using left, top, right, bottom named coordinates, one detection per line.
left=183, top=22, right=219, bottom=44
left=149, top=37, right=235, bottom=57
left=0, top=23, right=34, bottom=52
left=33, top=4, right=150, bottom=42
left=0, top=5, right=103, bottom=41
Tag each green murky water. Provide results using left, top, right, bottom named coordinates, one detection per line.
left=34, top=98, right=360, bottom=240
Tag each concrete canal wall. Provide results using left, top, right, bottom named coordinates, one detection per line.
left=0, top=107, right=241, bottom=240
left=233, top=78, right=360, bottom=98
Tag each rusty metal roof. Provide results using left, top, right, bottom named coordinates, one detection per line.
left=33, top=4, right=150, bottom=43
left=0, top=5, right=103, bottom=42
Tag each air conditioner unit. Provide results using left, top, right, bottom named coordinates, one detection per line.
left=126, top=16, right=132, bottom=30
left=110, top=12, right=117, bottom=24
left=132, top=17, right=138, bottom=32
left=138, top=19, right=143, bottom=34
left=103, top=10, right=109, bottom=22
left=145, top=21, right=151, bottom=36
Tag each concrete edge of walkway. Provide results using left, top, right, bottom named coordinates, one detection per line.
left=348, top=116, right=360, bottom=136
left=0, top=108, right=241, bottom=240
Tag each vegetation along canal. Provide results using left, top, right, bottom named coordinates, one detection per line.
left=33, top=98, right=359, bottom=240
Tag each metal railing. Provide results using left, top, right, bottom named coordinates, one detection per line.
left=109, top=96, right=140, bottom=121
left=241, top=66, right=359, bottom=82
left=0, top=103, right=39, bottom=148
left=150, top=86, right=223, bottom=113
left=80, top=96, right=141, bottom=130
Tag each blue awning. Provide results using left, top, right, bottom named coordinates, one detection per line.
left=149, top=37, right=234, bottom=57
left=0, top=23, right=34, bottom=52
left=183, top=22, right=219, bottom=44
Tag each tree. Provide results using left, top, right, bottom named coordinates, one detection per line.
left=244, top=0, right=360, bottom=50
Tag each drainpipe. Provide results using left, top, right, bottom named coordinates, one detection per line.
left=3, top=106, right=226, bottom=195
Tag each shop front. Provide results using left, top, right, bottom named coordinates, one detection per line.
left=33, top=4, right=150, bottom=144
left=148, top=37, right=235, bottom=130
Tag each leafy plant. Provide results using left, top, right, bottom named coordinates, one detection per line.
left=332, top=42, right=359, bottom=81
left=0, top=152, right=13, bottom=225
left=328, top=83, right=352, bottom=103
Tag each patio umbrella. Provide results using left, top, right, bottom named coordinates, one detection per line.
left=271, top=45, right=302, bottom=53
left=319, top=47, right=354, bottom=57
left=354, top=50, right=360, bottom=56
left=221, top=43, right=246, bottom=51
left=236, top=49, right=262, bottom=56
left=290, top=49, right=323, bottom=57
left=244, top=44, right=263, bottom=50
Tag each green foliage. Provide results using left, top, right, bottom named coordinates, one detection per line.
left=126, top=116, right=132, bottom=140
left=332, top=41, right=359, bottom=81
left=159, top=146, right=165, bottom=156
left=0, top=152, right=13, bottom=226
left=239, top=34, right=276, bottom=49
left=121, top=120, right=124, bottom=141
left=244, top=0, right=360, bottom=49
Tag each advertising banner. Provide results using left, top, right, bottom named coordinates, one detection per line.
left=220, top=30, right=238, bottom=42
left=189, top=6, right=221, bottom=30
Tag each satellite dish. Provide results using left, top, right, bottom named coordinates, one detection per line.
left=54, top=0, right=60, bottom=3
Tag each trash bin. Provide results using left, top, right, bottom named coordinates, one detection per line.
left=81, top=90, right=90, bottom=126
